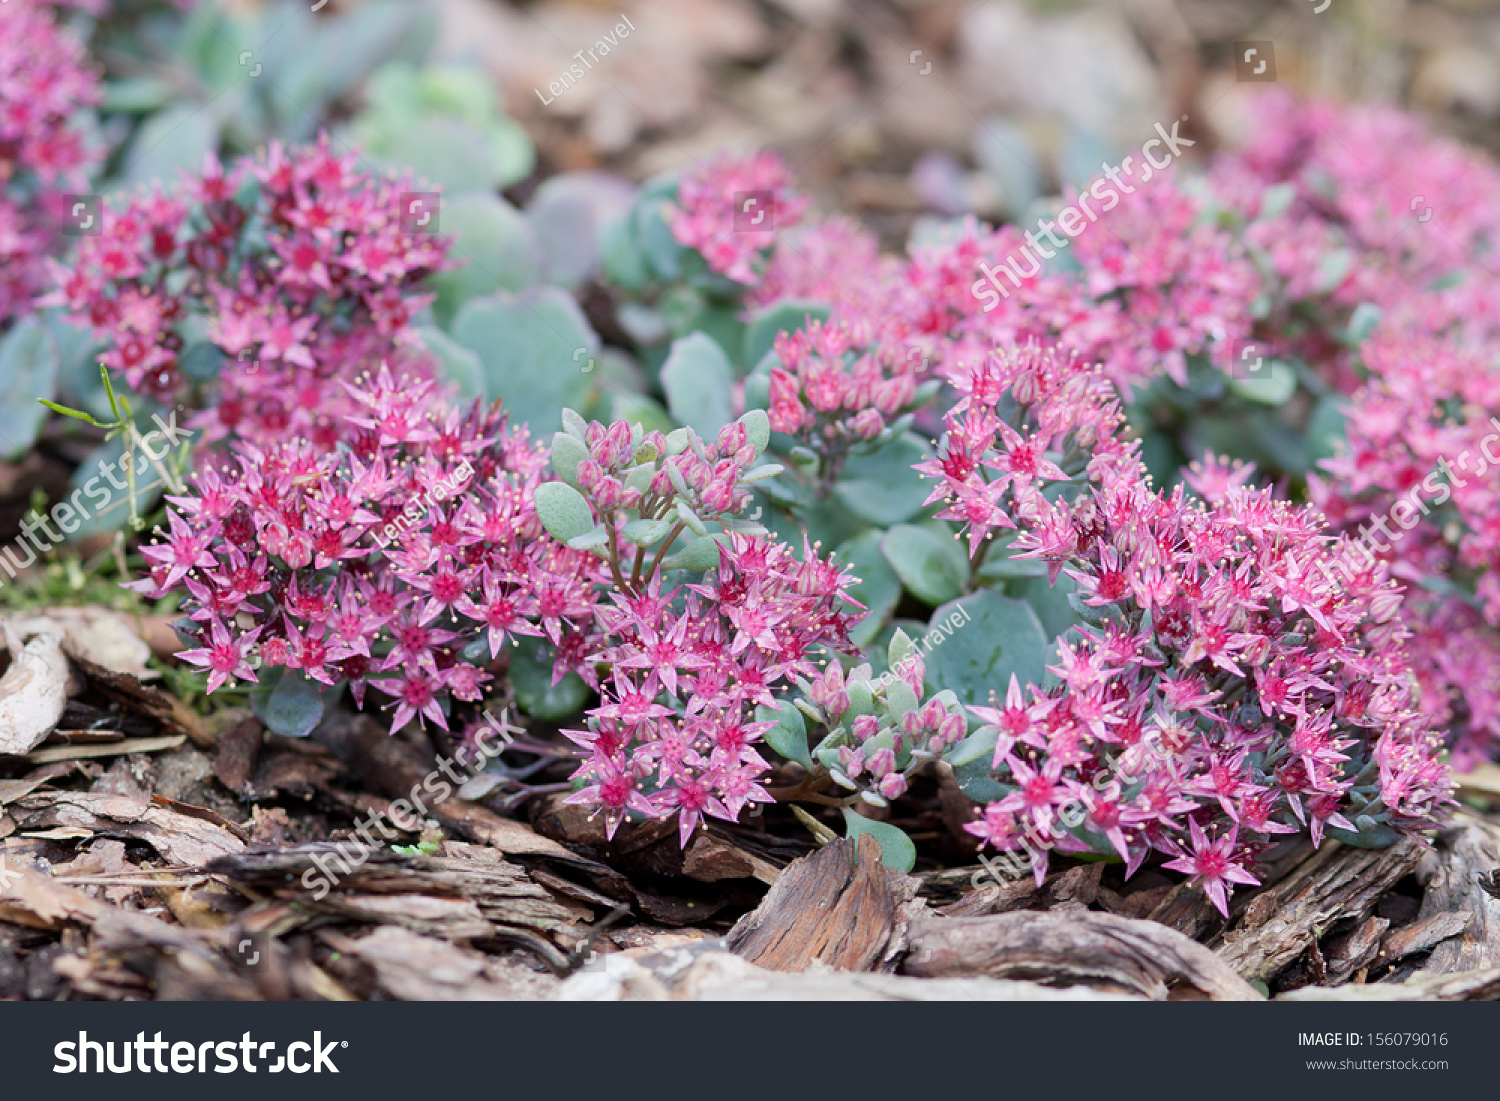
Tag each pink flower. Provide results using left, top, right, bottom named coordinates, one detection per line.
left=1161, top=821, right=1261, bottom=918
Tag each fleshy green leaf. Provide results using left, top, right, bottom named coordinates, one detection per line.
left=0, top=318, right=59, bottom=460
left=834, top=531, right=902, bottom=649
left=533, top=481, right=595, bottom=543
left=1227, top=361, right=1297, bottom=405
left=757, top=700, right=811, bottom=769
left=549, top=432, right=590, bottom=487
left=659, top=533, right=727, bottom=572
left=834, top=433, right=932, bottom=525
left=526, top=172, right=635, bottom=287
left=660, top=332, right=735, bottom=438
left=416, top=325, right=484, bottom=399
left=841, top=809, right=917, bottom=873
left=252, top=668, right=337, bottom=739
left=880, top=524, right=968, bottom=606
left=739, top=408, right=770, bottom=455
left=510, top=636, right=590, bottom=720
left=429, top=194, right=543, bottom=326
left=921, top=590, right=1048, bottom=708
left=450, top=287, right=597, bottom=432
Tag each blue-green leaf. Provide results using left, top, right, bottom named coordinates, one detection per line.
left=880, top=523, right=968, bottom=606
left=252, top=668, right=337, bottom=739
left=660, top=332, right=734, bottom=438
left=532, top=481, right=595, bottom=543
left=429, top=193, right=543, bottom=327
left=841, top=809, right=917, bottom=872
left=922, top=590, right=1048, bottom=708
left=757, top=700, right=811, bottom=769
left=834, top=433, right=932, bottom=526
left=0, top=318, right=59, bottom=460
left=450, top=287, right=597, bottom=432
left=510, top=636, right=590, bottom=720
left=834, top=530, right=902, bottom=649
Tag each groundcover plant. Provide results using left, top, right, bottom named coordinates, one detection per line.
left=1, top=0, right=1498, bottom=1008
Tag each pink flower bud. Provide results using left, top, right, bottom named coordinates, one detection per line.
left=851, top=714, right=881, bottom=742
left=850, top=408, right=884, bottom=440
left=879, top=772, right=907, bottom=801
left=868, top=747, right=897, bottom=778
left=576, top=460, right=603, bottom=492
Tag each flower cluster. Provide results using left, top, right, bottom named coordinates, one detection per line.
left=541, top=413, right=861, bottom=843
left=797, top=629, right=969, bottom=805
left=0, top=2, right=99, bottom=326
left=1210, top=94, right=1500, bottom=761
left=923, top=344, right=1452, bottom=915
left=129, top=365, right=605, bottom=732
left=666, top=150, right=810, bottom=286
left=767, top=318, right=932, bottom=473
left=48, top=136, right=450, bottom=443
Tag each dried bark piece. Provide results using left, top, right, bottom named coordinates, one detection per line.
left=1279, top=966, right=1500, bottom=1002
left=5, top=607, right=153, bottom=679
left=68, top=654, right=208, bottom=747
left=1146, top=879, right=1221, bottom=939
left=1385, top=911, right=1475, bottom=965
left=24, top=733, right=183, bottom=765
left=0, top=631, right=68, bottom=755
left=682, top=831, right=779, bottom=885
left=212, top=717, right=262, bottom=794
left=205, top=846, right=581, bottom=936
left=1413, top=815, right=1500, bottom=973
left=319, top=894, right=494, bottom=940
left=726, top=837, right=913, bottom=972
left=903, top=910, right=1261, bottom=1001
left=1325, top=915, right=1390, bottom=983
left=14, top=790, right=244, bottom=866
left=319, top=926, right=533, bottom=1001
left=1212, top=838, right=1423, bottom=984
left=555, top=950, right=1142, bottom=1002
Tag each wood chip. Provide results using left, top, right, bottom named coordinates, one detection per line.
left=206, top=846, right=583, bottom=935
left=904, top=910, right=1262, bottom=1001
left=14, top=790, right=244, bottom=866
left=725, top=837, right=915, bottom=972
left=320, top=926, right=527, bottom=1000
left=1384, top=911, right=1475, bottom=964
left=1413, top=815, right=1500, bottom=973
left=24, top=733, right=184, bottom=765
left=67, top=655, right=208, bottom=747
left=1326, top=915, right=1390, bottom=983
left=0, top=630, right=68, bottom=755
left=555, top=950, right=1142, bottom=1002
left=1279, top=966, right=1500, bottom=1002
left=1212, top=838, right=1423, bottom=984
left=4, top=607, right=154, bottom=679
left=212, top=717, right=261, bottom=793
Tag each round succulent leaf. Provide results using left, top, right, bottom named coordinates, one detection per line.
left=880, top=523, right=968, bottom=606
left=756, top=700, right=811, bottom=769
left=533, top=481, right=595, bottom=543
left=922, top=590, right=1048, bottom=708
left=841, top=809, right=917, bottom=873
